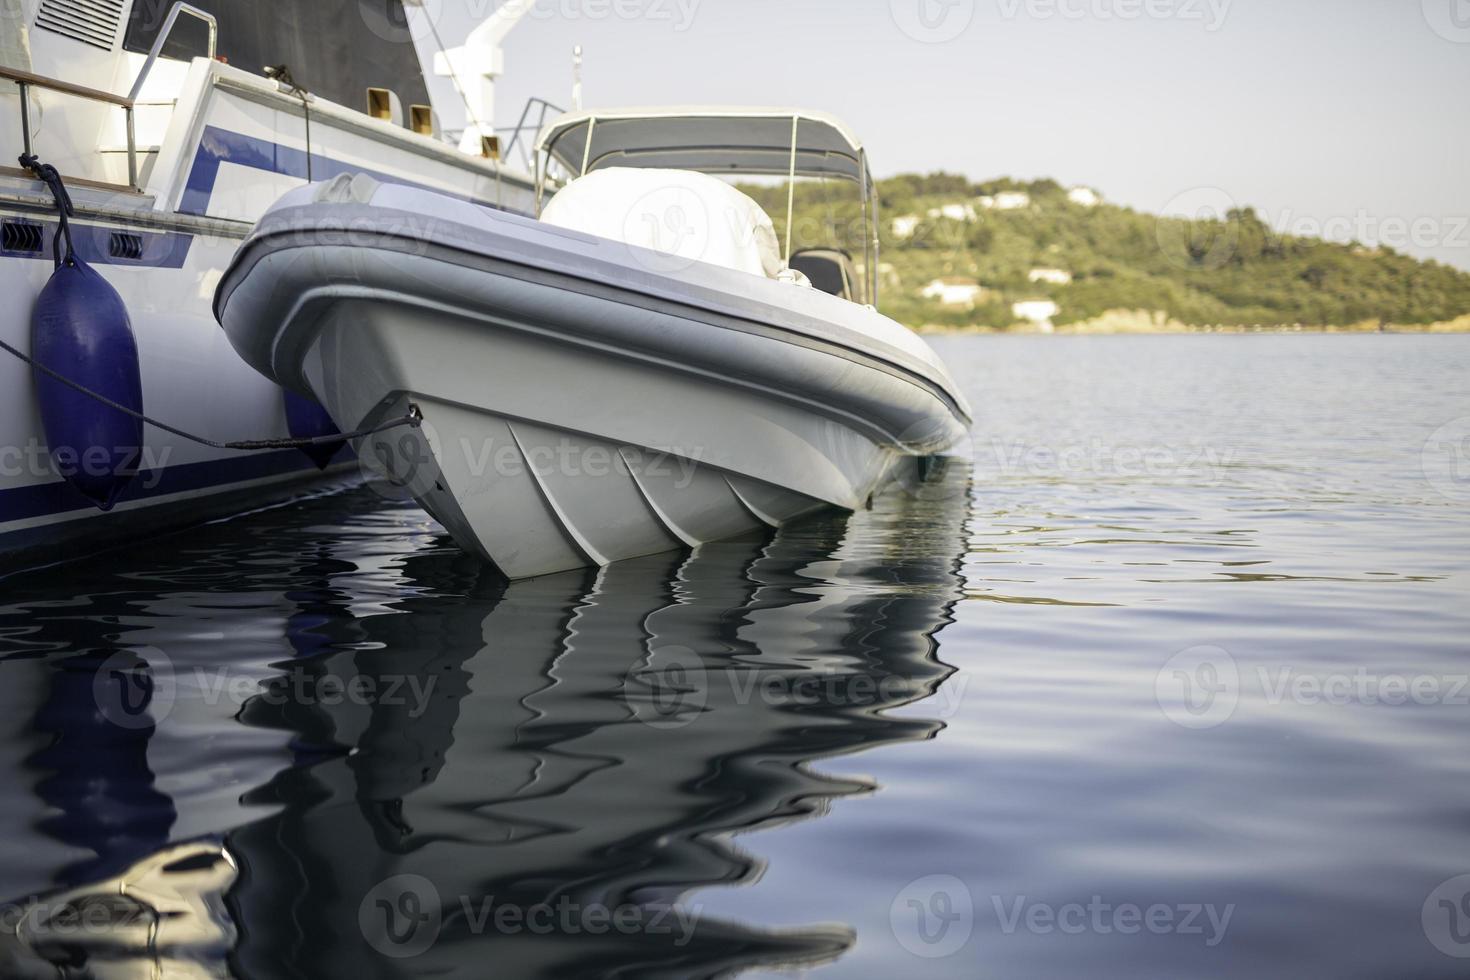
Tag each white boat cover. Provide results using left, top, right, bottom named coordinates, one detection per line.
left=540, top=167, right=784, bottom=280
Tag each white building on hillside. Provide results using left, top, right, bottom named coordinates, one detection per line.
left=1013, top=299, right=1060, bottom=328
left=1068, top=186, right=1101, bottom=208
left=928, top=202, right=978, bottom=223
left=891, top=214, right=921, bottom=239
left=923, top=277, right=988, bottom=309
left=978, top=191, right=1031, bottom=211
left=1029, top=267, right=1073, bottom=285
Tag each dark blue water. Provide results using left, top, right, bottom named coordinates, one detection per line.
left=1, top=334, right=1467, bottom=979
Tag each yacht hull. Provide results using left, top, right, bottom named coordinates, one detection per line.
left=0, top=53, right=538, bottom=568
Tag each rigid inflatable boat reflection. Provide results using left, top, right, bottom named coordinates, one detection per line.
left=217, top=107, right=973, bottom=579
left=0, top=461, right=970, bottom=979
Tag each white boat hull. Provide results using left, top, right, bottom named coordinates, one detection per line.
left=219, top=180, right=972, bottom=578
left=309, top=299, right=893, bottom=578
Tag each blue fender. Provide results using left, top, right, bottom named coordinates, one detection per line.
left=31, top=258, right=144, bottom=511
left=283, top=389, right=346, bottom=469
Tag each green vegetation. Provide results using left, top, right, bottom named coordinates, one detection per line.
left=738, top=173, right=1470, bottom=331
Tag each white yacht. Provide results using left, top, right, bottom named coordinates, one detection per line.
left=0, top=0, right=546, bottom=563
left=217, top=106, right=973, bottom=579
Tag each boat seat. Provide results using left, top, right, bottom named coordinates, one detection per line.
left=788, top=248, right=857, bottom=300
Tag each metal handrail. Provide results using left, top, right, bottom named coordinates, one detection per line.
left=3, top=2, right=216, bottom=193
left=127, top=2, right=218, bottom=103
left=1, top=65, right=141, bottom=191
left=502, top=96, right=564, bottom=171
left=0, top=65, right=133, bottom=107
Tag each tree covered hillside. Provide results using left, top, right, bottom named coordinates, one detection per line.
left=739, top=173, right=1470, bottom=330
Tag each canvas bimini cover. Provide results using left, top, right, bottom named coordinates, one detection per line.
left=535, top=106, right=870, bottom=183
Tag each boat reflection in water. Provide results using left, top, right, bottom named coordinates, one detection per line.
left=0, top=460, right=970, bottom=979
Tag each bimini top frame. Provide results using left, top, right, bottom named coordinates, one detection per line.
left=534, top=106, right=881, bottom=306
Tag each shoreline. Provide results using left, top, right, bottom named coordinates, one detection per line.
left=913, top=310, right=1470, bottom=336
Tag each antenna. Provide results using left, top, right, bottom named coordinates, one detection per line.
left=572, top=45, right=583, bottom=111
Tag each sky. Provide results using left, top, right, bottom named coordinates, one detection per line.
left=411, top=0, right=1470, bottom=270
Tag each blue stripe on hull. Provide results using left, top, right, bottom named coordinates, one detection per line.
left=181, top=126, right=532, bottom=218
left=0, top=445, right=350, bottom=528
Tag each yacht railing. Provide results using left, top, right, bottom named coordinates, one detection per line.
left=127, top=3, right=218, bottom=104
left=3, top=3, right=218, bottom=194
left=501, top=97, right=566, bottom=172
left=1, top=65, right=142, bottom=192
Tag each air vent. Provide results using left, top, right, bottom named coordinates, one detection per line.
left=109, top=232, right=144, bottom=260
left=367, top=88, right=393, bottom=122
left=2, top=220, right=43, bottom=253
left=35, top=0, right=125, bottom=51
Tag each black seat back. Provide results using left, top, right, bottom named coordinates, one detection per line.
left=789, top=249, right=857, bottom=301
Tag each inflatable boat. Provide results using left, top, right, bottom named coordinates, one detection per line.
left=217, top=107, right=972, bottom=579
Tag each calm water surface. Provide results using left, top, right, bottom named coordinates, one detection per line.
left=1, top=334, right=1467, bottom=979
